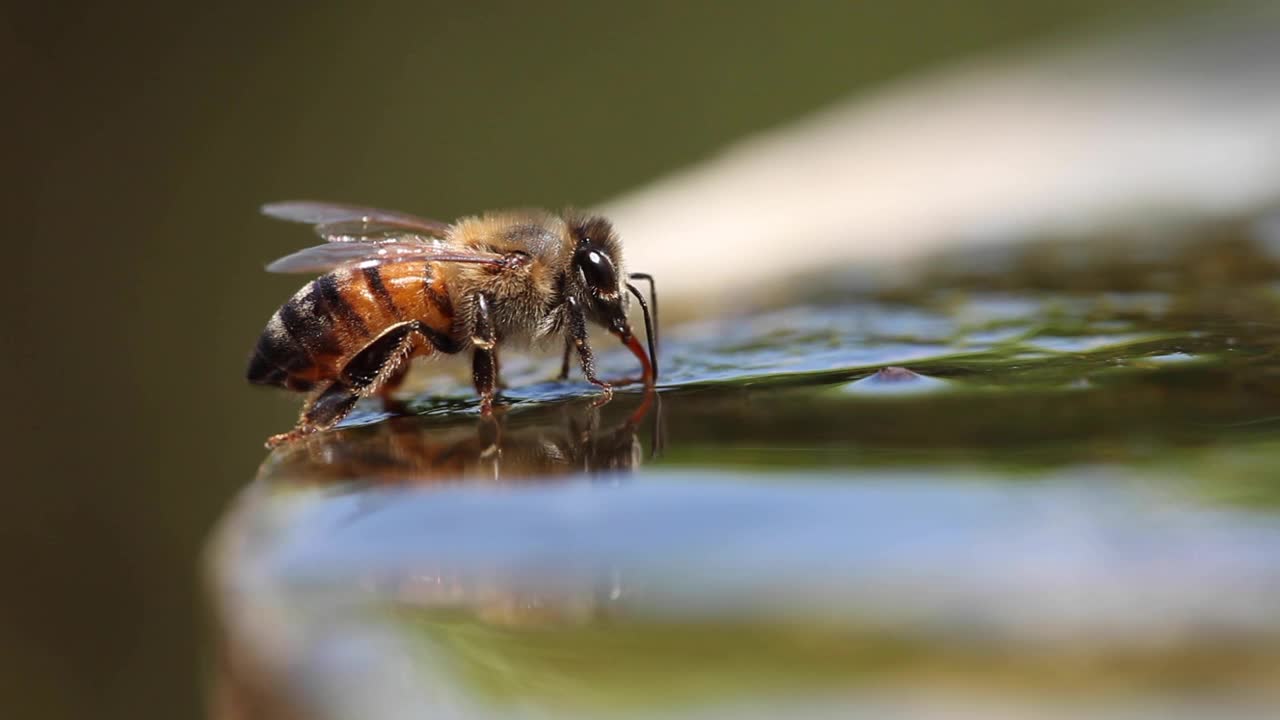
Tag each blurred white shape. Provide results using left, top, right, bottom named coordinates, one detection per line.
left=605, top=2, right=1280, bottom=306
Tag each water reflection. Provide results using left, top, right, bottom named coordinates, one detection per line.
left=216, top=436, right=1280, bottom=719
left=260, top=392, right=661, bottom=487
left=213, top=395, right=663, bottom=719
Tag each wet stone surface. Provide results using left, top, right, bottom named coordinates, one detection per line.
left=214, top=219, right=1280, bottom=719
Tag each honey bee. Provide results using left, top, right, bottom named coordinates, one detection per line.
left=246, top=201, right=658, bottom=448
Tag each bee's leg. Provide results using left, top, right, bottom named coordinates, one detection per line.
left=557, top=335, right=573, bottom=380
left=376, top=360, right=413, bottom=414
left=359, top=320, right=462, bottom=415
left=266, top=381, right=361, bottom=448
left=339, top=321, right=418, bottom=395
left=493, top=345, right=508, bottom=390
left=303, top=381, right=363, bottom=427
left=470, top=293, right=500, bottom=415
left=565, top=296, right=613, bottom=405
left=266, top=322, right=454, bottom=447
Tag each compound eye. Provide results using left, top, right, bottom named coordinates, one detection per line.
left=576, top=247, right=618, bottom=291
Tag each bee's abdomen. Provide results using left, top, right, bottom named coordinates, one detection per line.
left=246, top=317, right=317, bottom=391
left=247, top=272, right=375, bottom=390
left=247, top=263, right=456, bottom=393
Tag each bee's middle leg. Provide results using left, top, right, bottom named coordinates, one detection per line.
left=470, top=293, right=499, bottom=415
left=493, top=345, right=508, bottom=390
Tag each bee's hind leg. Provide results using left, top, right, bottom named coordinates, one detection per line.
left=264, top=321, right=440, bottom=448
left=266, top=382, right=361, bottom=448
left=342, top=321, right=433, bottom=412
left=376, top=360, right=413, bottom=414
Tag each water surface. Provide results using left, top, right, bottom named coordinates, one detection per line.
left=211, top=219, right=1280, bottom=719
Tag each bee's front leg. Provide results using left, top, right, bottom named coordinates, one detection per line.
left=470, top=293, right=499, bottom=415
left=565, top=296, right=613, bottom=405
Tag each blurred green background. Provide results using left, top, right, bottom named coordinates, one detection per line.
left=6, top=1, right=1216, bottom=718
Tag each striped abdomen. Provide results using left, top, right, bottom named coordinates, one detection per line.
left=247, top=262, right=455, bottom=391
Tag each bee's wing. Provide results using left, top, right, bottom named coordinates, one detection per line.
left=266, top=241, right=506, bottom=274
left=261, top=201, right=452, bottom=242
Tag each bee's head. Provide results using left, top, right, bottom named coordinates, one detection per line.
left=568, top=215, right=630, bottom=336
left=567, top=214, right=658, bottom=384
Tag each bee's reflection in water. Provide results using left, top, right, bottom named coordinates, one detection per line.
left=214, top=394, right=663, bottom=719
left=259, top=391, right=662, bottom=488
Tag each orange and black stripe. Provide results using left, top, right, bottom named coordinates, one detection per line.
left=247, top=263, right=458, bottom=393
left=362, top=265, right=401, bottom=319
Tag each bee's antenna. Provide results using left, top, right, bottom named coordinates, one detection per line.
left=626, top=280, right=659, bottom=381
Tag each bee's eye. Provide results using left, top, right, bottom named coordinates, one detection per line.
left=576, top=248, right=618, bottom=291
